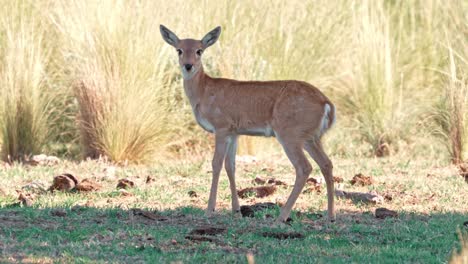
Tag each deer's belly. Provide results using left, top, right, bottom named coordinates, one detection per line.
left=238, top=126, right=275, bottom=137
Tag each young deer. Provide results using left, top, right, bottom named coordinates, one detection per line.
left=160, top=25, right=336, bottom=223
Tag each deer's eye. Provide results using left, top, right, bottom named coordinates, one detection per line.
left=176, top=49, right=183, bottom=56
left=196, top=49, right=203, bottom=56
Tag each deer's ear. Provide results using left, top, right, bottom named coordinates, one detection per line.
left=201, top=26, right=221, bottom=49
left=160, top=25, right=180, bottom=47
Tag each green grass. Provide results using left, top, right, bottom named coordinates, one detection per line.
left=0, top=206, right=465, bottom=263
left=0, top=154, right=466, bottom=262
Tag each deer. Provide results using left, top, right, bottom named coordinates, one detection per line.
left=160, top=25, right=336, bottom=223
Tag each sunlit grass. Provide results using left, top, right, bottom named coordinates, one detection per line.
left=0, top=1, right=58, bottom=162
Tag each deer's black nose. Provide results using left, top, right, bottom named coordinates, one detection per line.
left=184, top=64, right=193, bottom=71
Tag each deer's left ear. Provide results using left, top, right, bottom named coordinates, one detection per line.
left=160, top=24, right=180, bottom=47
left=201, top=26, right=221, bottom=49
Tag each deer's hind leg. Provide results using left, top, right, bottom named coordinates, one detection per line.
left=304, top=139, right=335, bottom=222
left=275, top=135, right=312, bottom=223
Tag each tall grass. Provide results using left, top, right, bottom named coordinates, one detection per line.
left=432, top=46, right=468, bottom=164
left=50, top=0, right=193, bottom=163
left=0, top=1, right=58, bottom=162
left=0, top=0, right=466, bottom=163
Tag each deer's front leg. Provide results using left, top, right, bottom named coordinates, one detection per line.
left=224, top=135, right=240, bottom=215
left=206, top=132, right=229, bottom=216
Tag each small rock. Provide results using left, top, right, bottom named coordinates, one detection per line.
left=50, top=173, right=78, bottom=192
left=188, top=190, right=198, bottom=198
left=117, top=179, right=135, bottom=189
left=350, top=173, right=374, bottom=186
left=171, top=239, right=178, bottom=245
left=50, top=209, right=67, bottom=217
left=375, top=208, right=398, bottom=219
left=238, top=186, right=277, bottom=198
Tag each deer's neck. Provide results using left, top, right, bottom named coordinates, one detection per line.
left=183, top=66, right=208, bottom=107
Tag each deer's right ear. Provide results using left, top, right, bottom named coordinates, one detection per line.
left=160, top=25, right=180, bottom=47
left=201, top=26, right=221, bottom=49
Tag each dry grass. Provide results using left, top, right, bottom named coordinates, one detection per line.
left=431, top=44, right=468, bottom=164
left=0, top=1, right=58, bottom=162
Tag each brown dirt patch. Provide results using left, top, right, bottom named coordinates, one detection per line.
left=350, top=173, right=374, bottom=186
left=240, top=202, right=277, bottom=217
left=188, top=226, right=227, bottom=236
left=306, top=177, right=321, bottom=185
left=76, top=178, right=102, bottom=192
left=131, top=208, right=168, bottom=221
left=50, top=209, right=67, bottom=217
left=266, top=178, right=287, bottom=186
left=375, top=208, right=398, bottom=219
left=238, top=186, right=277, bottom=198
left=260, top=231, right=304, bottom=240
left=333, top=176, right=344, bottom=183
left=185, top=234, right=222, bottom=243
left=253, top=177, right=287, bottom=186
left=185, top=226, right=227, bottom=244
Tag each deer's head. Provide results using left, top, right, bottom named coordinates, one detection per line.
left=160, top=25, right=221, bottom=80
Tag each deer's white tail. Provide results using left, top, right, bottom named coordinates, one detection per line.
left=317, top=103, right=336, bottom=138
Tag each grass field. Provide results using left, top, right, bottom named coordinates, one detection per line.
left=1, top=154, right=466, bottom=263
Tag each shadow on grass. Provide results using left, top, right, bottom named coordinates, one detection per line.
left=0, top=204, right=466, bottom=263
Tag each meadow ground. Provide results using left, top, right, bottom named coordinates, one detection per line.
left=0, top=153, right=466, bottom=263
